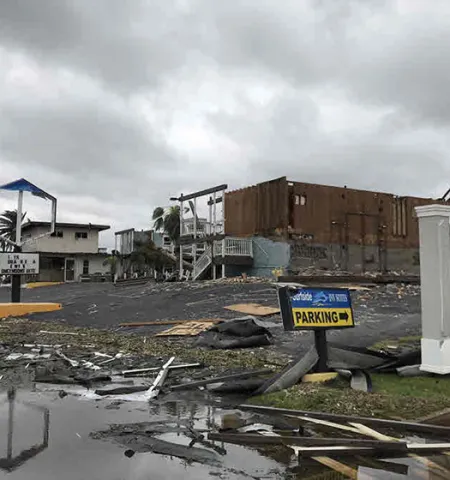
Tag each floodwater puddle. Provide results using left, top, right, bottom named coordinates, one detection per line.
left=0, top=388, right=449, bottom=479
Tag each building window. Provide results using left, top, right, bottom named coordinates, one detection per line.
left=83, top=260, right=89, bottom=275
left=392, top=197, right=407, bottom=237
left=295, top=194, right=307, bottom=205
left=75, top=232, right=88, bottom=239
left=51, top=231, right=63, bottom=238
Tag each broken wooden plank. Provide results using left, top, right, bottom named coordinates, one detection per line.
left=296, top=445, right=408, bottom=458
left=155, top=321, right=215, bottom=337
left=95, top=385, right=148, bottom=396
left=224, top=303, right=280, bottom=316
left=145, top=356, right=175, bottom=399
left=298, top=442, right=450, bottom=458
left=55, top=350, right=79, bottom=368
left=239, top=404, right=450, bottom=436
left=171, top=369, right=273, bottom=391
left=312, top=457, right=358, bottom=479
left=118, top=319, right=221, bottom=328
left=207, top=433, right=403, bottom=449
left=351, top=422, right=450, bottom=477
left=291, top=416, right=364, bottom=434
left=121, top=363, right=202, bottom=377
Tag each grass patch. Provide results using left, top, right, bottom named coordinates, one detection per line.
left=371, top=335, right=421, bottom=351
left=251, top=374, right=450, bottom=420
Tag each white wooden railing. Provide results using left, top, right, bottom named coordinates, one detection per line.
left=213, top=237, right=253, bottom=257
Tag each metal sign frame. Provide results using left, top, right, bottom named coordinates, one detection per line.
left=278, top=286, right=355, bottom=331
left=0, top=178, right=57, bottom=249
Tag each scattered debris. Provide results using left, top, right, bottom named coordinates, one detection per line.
left=55, top=350, right=79, bottom=368
left=239, top=404, right=450, bottom=436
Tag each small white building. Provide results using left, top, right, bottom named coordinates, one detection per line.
left=21, top=221, right=111, bottom=282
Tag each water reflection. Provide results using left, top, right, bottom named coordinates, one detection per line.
left=0, top=388, right=50, bottom=472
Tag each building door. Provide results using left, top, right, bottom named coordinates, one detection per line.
left=65, top=258, right=75, bottom=282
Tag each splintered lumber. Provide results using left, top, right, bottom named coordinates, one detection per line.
left=313, top=458, right=358, bottom=480
left=207, top=433, right=404, bottom=449
left=293, top=416, right=362, bottom=434
left=170, top=369, right=272, bottom=391
left=238, top=404, right=450, bottom=437
left=118, top=319, right=220, bottom=328
left=351, top=422, right=450, bottom=478
left=145, top=356, right=175, bottom=399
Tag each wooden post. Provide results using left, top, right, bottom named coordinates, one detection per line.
left=179, top=196, right=184, bottom=280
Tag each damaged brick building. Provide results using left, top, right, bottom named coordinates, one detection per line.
left=224, top=177, right=446, bottom=274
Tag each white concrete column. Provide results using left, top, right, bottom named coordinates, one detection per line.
left=416, top=204, right=450, bottom=374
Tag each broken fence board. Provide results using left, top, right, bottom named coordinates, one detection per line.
left=238, top=404, right=450, bottom=437
left=224, top=303, right=280, bottom=316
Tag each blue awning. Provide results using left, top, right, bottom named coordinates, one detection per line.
left=0, top=178, right=55, bottom=200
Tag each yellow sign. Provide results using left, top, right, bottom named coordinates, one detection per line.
left=292, top=308, right=354, bottom=328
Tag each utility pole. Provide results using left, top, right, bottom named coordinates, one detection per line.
left=11, top=191, right=23, bottom=303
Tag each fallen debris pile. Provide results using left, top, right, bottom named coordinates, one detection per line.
left=195, top=317, right=273, bottom=349
left=204, top=404, right=450, bottom=476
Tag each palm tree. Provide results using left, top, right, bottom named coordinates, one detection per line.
left=152, top=206, right=181, bottom=242
left=102, top=254, right=120, bottom=282
left=0, top=209, right=27, bottom=252
left=130, top=239, right=175, bottom=274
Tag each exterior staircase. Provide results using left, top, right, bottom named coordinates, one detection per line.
left=192, top=237, right=254, bottom=281
left=192, top=245, right=212, bottom=280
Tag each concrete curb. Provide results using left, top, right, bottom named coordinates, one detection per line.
left=25, top=282, right=64, bottom=289
left=0, top=303, right=62, bottom=318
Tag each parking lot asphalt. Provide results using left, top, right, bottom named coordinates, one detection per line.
left=0, top=280, right=422, bottom=356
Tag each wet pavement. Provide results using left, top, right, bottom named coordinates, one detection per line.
left=0, top=387, right=449, bottom=479
left=0, top=390, right=284, bottom=480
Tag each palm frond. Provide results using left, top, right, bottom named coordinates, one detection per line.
left=152, top=207, right=165, bottom=220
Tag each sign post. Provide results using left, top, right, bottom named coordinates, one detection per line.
left=0, top=178, right=56, bottom=303
left=278, top=286, right=355, bottom=372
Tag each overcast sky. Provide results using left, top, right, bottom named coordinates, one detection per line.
left=1, top=0, right=449, bottom=248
